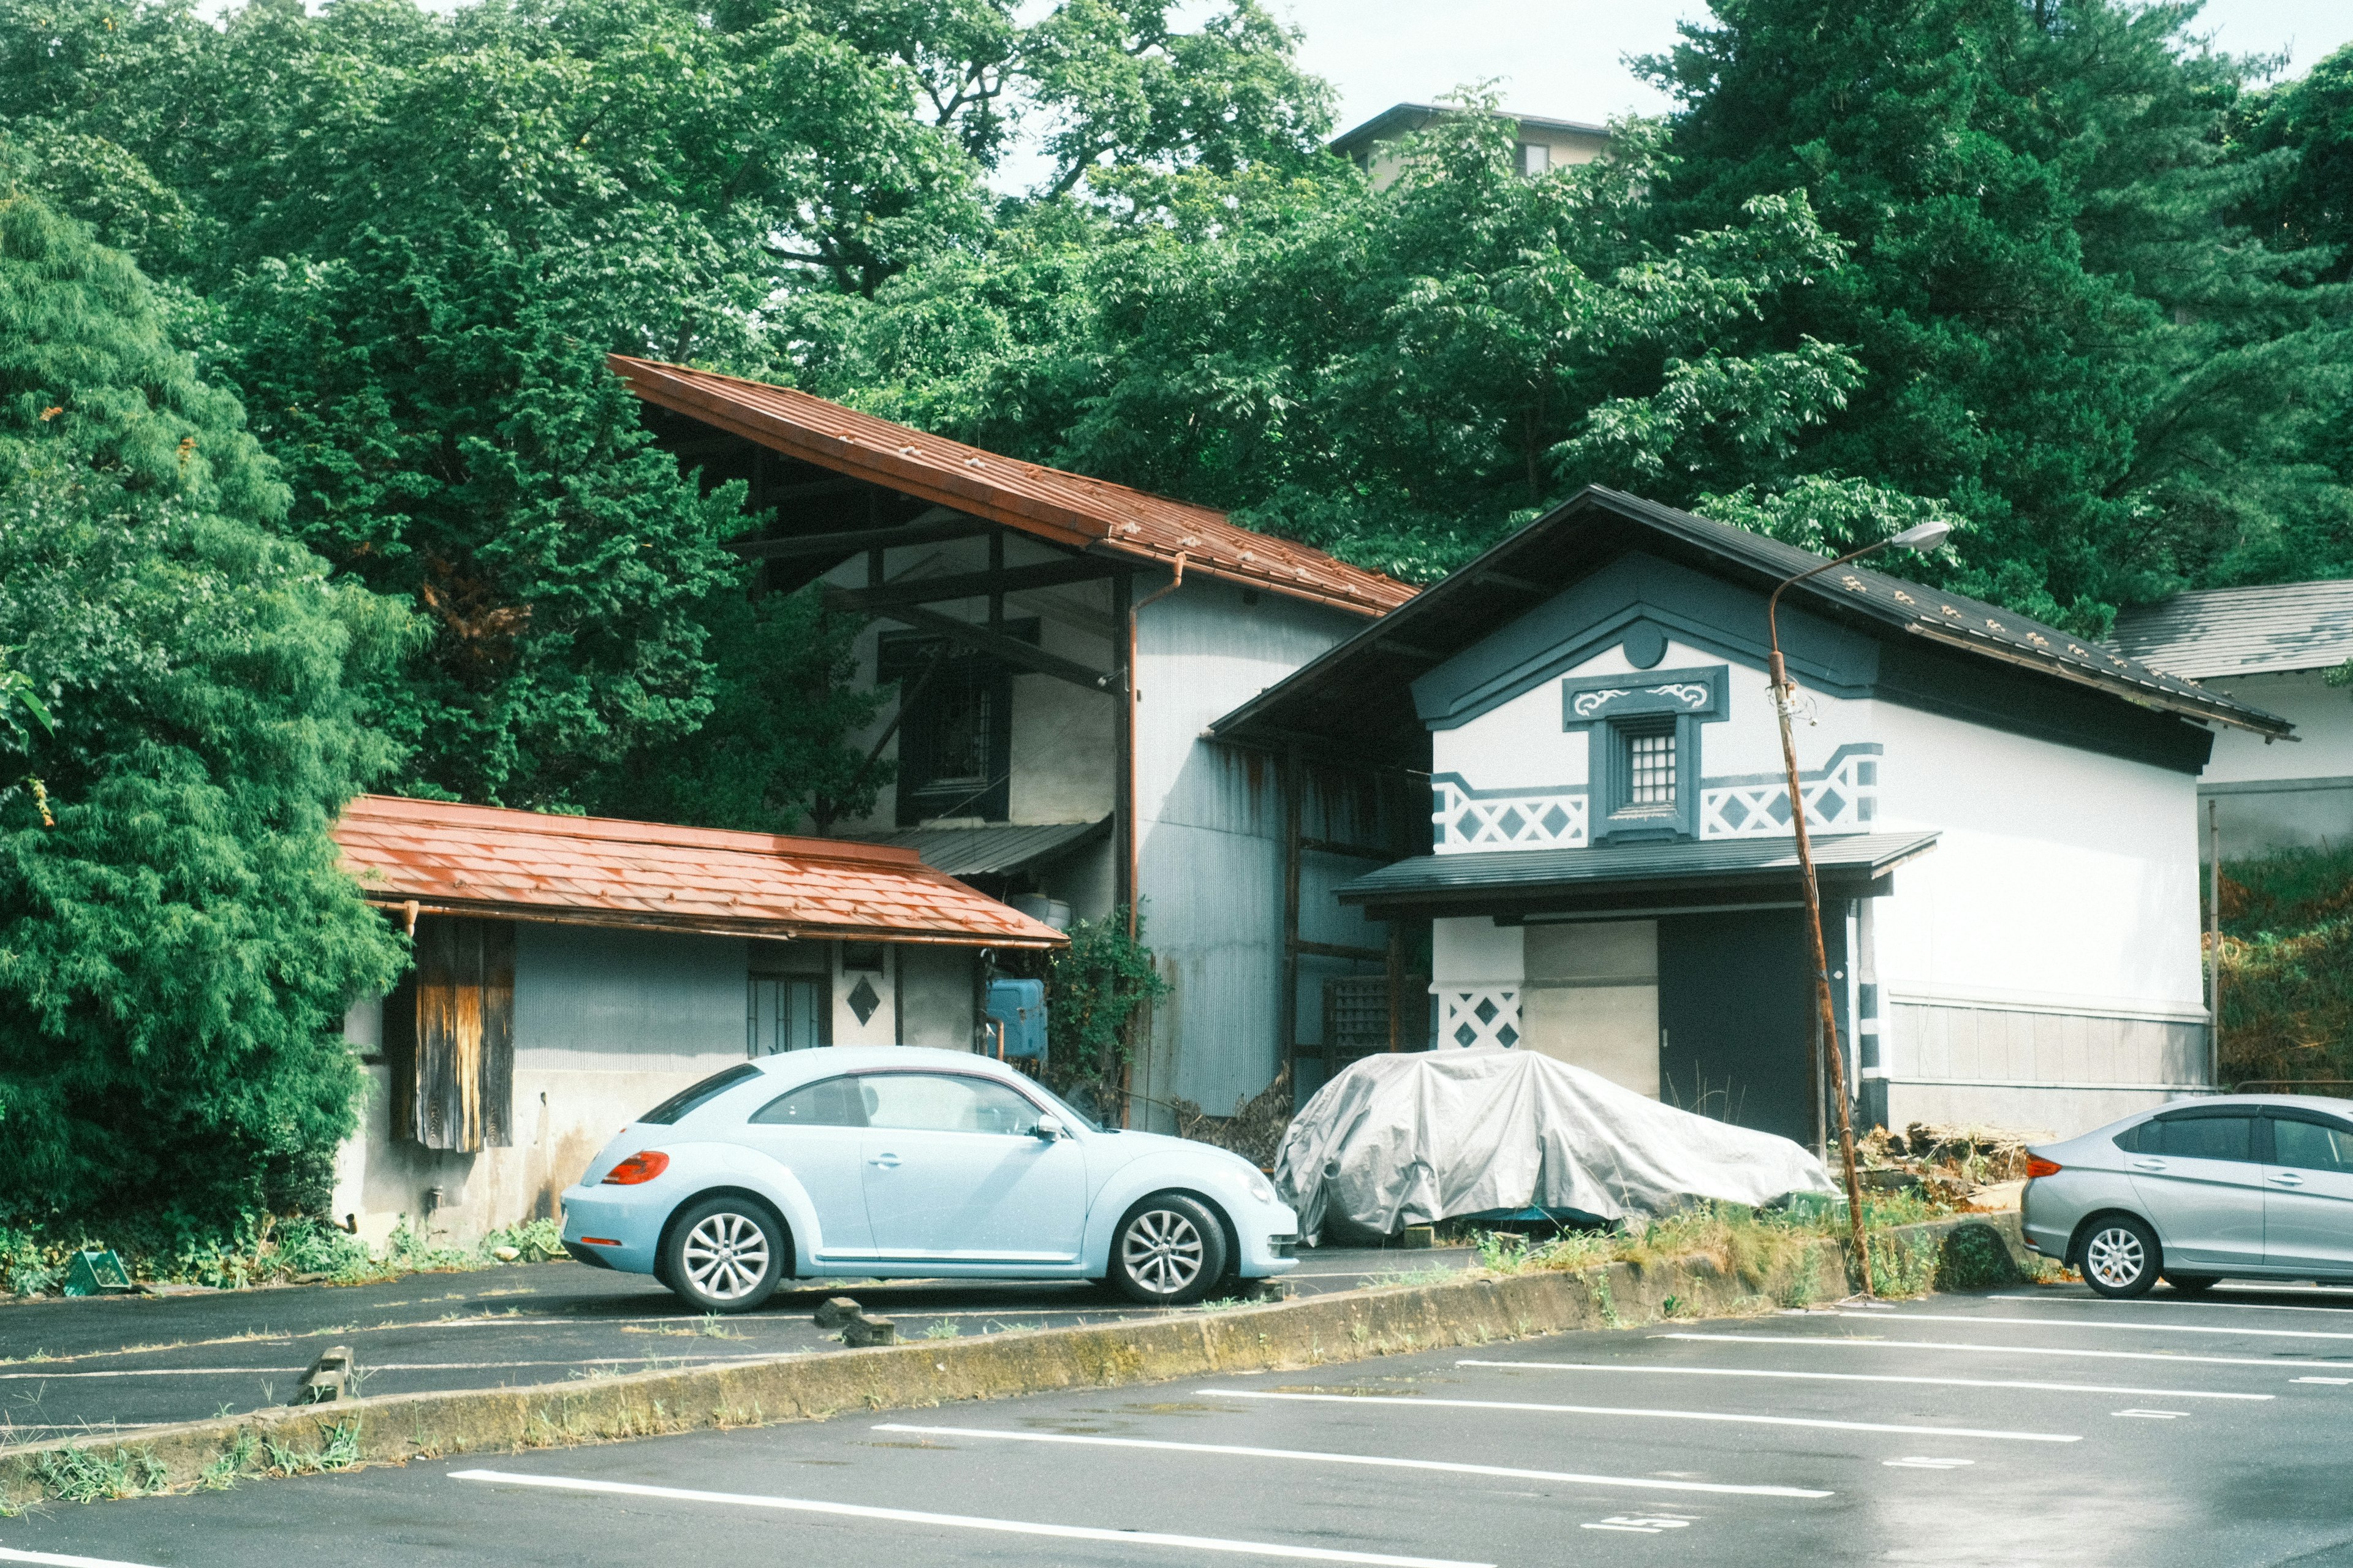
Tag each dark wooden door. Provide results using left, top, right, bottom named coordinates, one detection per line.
left=1656, top=909, right=1838, bottom=1147
left=402, top=915, right=515, bottom=1151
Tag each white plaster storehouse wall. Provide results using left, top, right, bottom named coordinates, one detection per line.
left=1431, top=917, right=1525, bottom=1051
left=1865, top=700, right=2208, bottom=1133
left=2197, top=670, right=2353, bottom=852
left=1420, top=621, right=2210, bottom=1135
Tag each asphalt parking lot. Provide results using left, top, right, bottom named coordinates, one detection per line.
left=6, top=1281, right=2353, bottom=1566
left=0, top=1247, right=1474, bottom=1439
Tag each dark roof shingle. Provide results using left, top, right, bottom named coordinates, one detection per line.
left=2110, top=580, right=2353, bottom=679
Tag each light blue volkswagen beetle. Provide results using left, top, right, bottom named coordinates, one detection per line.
left=560, top=1047, right=1300, bottom=1312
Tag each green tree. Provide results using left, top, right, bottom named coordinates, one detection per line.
left=1642, top=0, right=2353, bottom=626
left=583, top=586, right=889, bottom=834
left=0, top=0, right=1332, bottom=820
left=2238, top=41, right=2353, bottom=285
left=0, top=187, right=412, bottom=1229
left=800, top=101, right=1876, bottom=581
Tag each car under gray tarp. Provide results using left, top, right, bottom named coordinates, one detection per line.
left=1273, top=1048, right=1839, bottom=1242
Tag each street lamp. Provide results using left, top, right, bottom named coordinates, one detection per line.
left=1765, top=517, right=1952, bottom=1298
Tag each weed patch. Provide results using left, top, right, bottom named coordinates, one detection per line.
left=34, top=1444, right=167, bottom=1504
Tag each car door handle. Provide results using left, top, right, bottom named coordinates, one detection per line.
left=2270, top=1172, right=2306, bottom=1186
left=868, top=1153, right=901, bottom=1168
left=2130, top=1160, right=2167, bottom=1172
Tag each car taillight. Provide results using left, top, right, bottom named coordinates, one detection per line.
left=602, top=1150, right=670, bottom=1185
left=2025, top=1156, right=2062, bottom=1179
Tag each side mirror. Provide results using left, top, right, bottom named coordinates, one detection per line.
left=1032, top=1114, right=1066, bottom=1141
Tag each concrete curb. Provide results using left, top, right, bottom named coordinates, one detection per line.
left=0, top=1212, right=2029, bottom=1508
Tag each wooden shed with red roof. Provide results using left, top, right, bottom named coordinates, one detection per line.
left=616, top=360, right=1433, bottom=1127
left=327, top=794, right=1063, bottom=1246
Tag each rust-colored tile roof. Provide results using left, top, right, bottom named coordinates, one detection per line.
left=610, top=355, right=1418, bottom=619
left=333, top=795, right=1066, bottom=949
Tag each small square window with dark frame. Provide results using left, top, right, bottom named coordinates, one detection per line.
left=842, top=942, right=886, bottom=972
left=1622, top=719, right=1677, bottom=808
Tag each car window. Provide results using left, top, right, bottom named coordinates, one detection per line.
left=638, top=1064, right=762, bottom=1126
left=2272, top=1116, right=2353, bottom=1174
left=749, top=1075, right=867, bottom=1129
left=2151, top=1115, right=2258, bottom=1162
left=859, top=1073, right=1044, bottom=1136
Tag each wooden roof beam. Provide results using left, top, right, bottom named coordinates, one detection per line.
left=832, top=556, right=1124, bottom=612
left=824, top=591, right=1124, bottom=694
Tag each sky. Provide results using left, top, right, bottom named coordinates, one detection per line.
left=1265, top=0, right=2353, bottom=137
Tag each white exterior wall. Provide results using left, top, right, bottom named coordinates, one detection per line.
left=2196, top=670, right=2353, bottom=853
left=1422, top=630, right=2213, bottom=1139
left=829, top=532, right=1118, bottom=843
left=331, top=925, right=751, bottom=1249
left=1866, top=703, right=2210, bottom=1134
left=811, top=540, right=1382, bottom=1119
left=331, top=927, right=982, bottom=1247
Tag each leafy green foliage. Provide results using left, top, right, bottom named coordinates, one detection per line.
left=1643, top=0, right=2353, bottom=628
left=2214, top=842, right=2353, bottom=1090
left=2238, top=42, right=2353, bottom=286
left=0, top=188, right=411, bottom=1232
left=803, top=101, right=1878, bottom=583
left=1042, top=904, right=1170, bottom=1120
left=583, top=586, right=889, bottom=833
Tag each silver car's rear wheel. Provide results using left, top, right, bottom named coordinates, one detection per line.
left=2082, top=1216, right=2159, bottom=1299
left=663, top=1197, right=784, bottom=1313
left=1110, top=1194, right=1230, bottom=1306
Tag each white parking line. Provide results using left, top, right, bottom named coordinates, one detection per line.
left=871, top=1423, right=1834, bottom=1499
left=1193, top=1388, right=2078, bottom=1442
left=449, top=1469, right=1489, bottom=1566
left=2292, top=1376, right=2353, bottom=1385
left=2113, top=1410, right=2189, bottom=1419
left=0, top=1550, right=162, bottom=1568
left=1839, top=1310, right=2353, bottom=1343
left=1453, top=1358, right=2272, bottom=1401
left=1665, top=1331, right=2353, bottom=1372
left=1991, top=1293, right=2353, bottom=1316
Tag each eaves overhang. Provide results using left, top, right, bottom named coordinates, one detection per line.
left=1207, top=488, right=2293, bottom=766
left=1338, top=830, right=1943, bottom=922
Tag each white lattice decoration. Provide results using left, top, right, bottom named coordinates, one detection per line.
left=1700, top=746, right=1880, bottom=838
left=1432, top=777, right=1589, bottom=853
left=1438, top=989, right=1522, bottom=1050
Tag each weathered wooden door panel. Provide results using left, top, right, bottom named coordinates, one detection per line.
left=407, top=915, right=515, bottom=1152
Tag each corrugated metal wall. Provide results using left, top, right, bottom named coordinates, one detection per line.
left=1131, top=575, right=1404, bottom=1123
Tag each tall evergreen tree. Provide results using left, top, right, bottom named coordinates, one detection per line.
left=1643, top=0, right=2352, bottom=626
left=0, top=186, right=411, bottom=1229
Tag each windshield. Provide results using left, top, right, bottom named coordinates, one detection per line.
left=1024, top=1075, right=1107, bottom=1134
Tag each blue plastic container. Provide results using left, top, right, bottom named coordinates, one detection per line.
left=985, top=978, right=1048, bottom=1061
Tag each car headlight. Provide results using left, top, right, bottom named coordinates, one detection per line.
left=1248, top=1172, right=1277, bottom=1205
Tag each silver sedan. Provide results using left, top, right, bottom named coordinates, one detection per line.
left=2020, top=1094, right=2353, bottom=1298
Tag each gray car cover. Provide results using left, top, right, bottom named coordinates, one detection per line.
left=1273, top=1048, right=1839, bottom=1240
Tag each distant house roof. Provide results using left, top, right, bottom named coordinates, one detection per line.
left=875, top=818, right=1111, bottom=879
left=2110, top=580, right=2353, bottom=680
left=1329, top=102, right=1610, bottom=159
left=1210, top=487, right=2292, bottom=766
left=333, top=795, right=1066, bottom=948
left=609, top=356, right=1415, bottom=619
